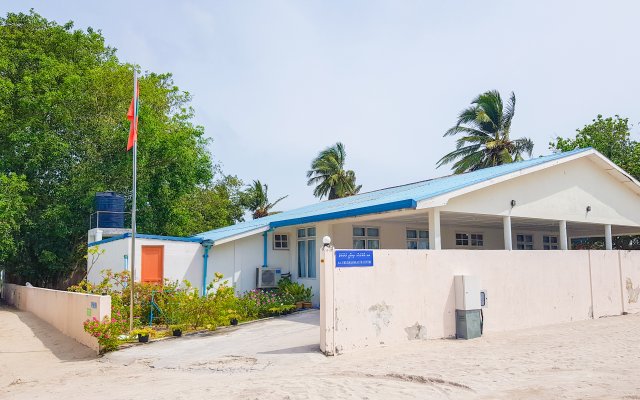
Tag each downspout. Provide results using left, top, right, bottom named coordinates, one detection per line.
left=263, top=231, right=268, bottom=268
left=202, top=240, right=214, bottom=296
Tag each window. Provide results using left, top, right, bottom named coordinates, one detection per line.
left=470, top=234, right=484, bottom=247
left=353, top=226, right=380, bottom=249
left=456, top=233, right=469, bottom=246
left=516, top=234, right=534, bottom=250
left=543, top=235, right=559, bottom=250
left=273, top=234, right=289, bottom=250
left=407, top=229, right=429, bottom=249
left=456, top=233, right=484, bottom=247
left=297, top=227, right=316, bottom=278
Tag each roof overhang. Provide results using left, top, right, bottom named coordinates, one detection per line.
left=416, top=149, right=640, bottom=209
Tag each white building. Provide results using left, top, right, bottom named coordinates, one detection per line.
left=88, top=148, right=640, bottom=304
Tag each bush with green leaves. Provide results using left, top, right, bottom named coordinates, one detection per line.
left=277, top=276, right=312, bottom=303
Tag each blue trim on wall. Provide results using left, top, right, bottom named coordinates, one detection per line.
left=269, top=199, right=417, bottom=229
left=88, top=233, right=202, bottom=247
left=263, top=231, right=268, bottom=267
left=202, top=241, right=213, bottom=296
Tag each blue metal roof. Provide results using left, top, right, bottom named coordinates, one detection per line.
left=195, top=148, right=592, bottom=243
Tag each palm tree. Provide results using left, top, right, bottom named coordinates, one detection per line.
left=437, top=90, right=534, bottom=174
left=241, top=180, right=287, bottom=219
left=307, top=142, right=362, bottom=200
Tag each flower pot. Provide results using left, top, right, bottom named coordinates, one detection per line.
left=303, top=302, right=312, bottom=309
left=230, top=318, right=238, bottom=326
left=295, top=302, right=304, bottom=310
left=138, top=334, right=149, bottom=343
left=172, top=329, right=182, bottom=337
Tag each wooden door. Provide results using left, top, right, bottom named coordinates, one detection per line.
left=141, top=246, right=164, bottom=284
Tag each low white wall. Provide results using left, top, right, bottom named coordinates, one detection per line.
left=2, top=284, right=110, bottom=353
left=320, top=249, right=640, bottom=355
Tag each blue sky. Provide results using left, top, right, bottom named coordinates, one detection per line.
left=3, top=1, right=639, bottom=210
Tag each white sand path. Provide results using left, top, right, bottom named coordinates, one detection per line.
left=1, top=304, right=639, bottom=399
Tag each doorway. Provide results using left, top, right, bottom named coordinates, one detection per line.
left=141, top=245, right=164, bottom=284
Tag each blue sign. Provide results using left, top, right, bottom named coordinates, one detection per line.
left=90, top=302, right=97, bottom=309
left=335, top=250, right=374, bottom=267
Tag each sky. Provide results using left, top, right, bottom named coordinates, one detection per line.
left=2, top=1, right=639, bottom=210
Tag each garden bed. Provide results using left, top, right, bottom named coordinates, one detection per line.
left=69, top=268, right=314, bottom=353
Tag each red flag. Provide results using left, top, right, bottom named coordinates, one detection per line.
left=126, top=82, right=139, bottom=151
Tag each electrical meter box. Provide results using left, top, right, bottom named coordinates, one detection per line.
left=454, top=275, right=482, bottom=339
left=454, top=275, right=481, bottom=310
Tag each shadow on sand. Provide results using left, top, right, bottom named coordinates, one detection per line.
left=0, top=303, right=96, bottom=362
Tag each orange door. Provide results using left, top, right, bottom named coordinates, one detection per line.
left=141, top=246, right=164, bottom=284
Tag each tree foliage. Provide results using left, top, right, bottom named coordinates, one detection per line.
left=240, top=180, right=287, bottom=219
left=0, top=173, right=28, bottom=263
left=0, top=11, right=242, bottom=286
left=438, top=90, right=534, bottom=174
left=307, top=142, right=361, bottom=200
left=549, top=115, right=640, bottom=180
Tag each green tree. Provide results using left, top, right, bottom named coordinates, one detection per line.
left=306, top=142, right=362, bottom=200
left=0, top=11, right=237, bottom=286
left=437, top=90, right=534, bottom=174
left=0, top=174, right=28, bottom=263
left=549, top=115, right=640, bottom=180
left=240, top=180, right=287, bottom=219
left=166, top=175, right=245, bottom=236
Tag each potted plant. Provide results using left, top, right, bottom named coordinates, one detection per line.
left=302, top=286, right=313, bottom=309
left=227, top=311, right=241, bottom=326
left=169, top=324, right=184, bottom=337
left=131, top=328, right=152, bottom=343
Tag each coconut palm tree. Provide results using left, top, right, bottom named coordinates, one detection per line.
left=307, top=142, right=362, bottom=200
left=241, top=180, right=287, bottom=219
left=437, top=90, right=534, bottom=174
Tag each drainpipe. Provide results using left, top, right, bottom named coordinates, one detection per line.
left=263, top=231, right=268, bottom=268
left=201, top=240, right=214, bottom=296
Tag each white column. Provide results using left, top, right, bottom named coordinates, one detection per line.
left=428, top=208, right=442, bottom=250
left=605, top=224, right=613, bottom=250
left=559, top=220, right=568, bottom=250
left=503, top=216, right=512, bottom=250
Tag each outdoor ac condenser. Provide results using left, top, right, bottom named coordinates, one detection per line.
left=256, top=267, right=282, bottom=289
left=454, top=275, right=482, bottom=340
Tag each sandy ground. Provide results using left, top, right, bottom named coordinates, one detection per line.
left=1, top=304, right=640, bottom=400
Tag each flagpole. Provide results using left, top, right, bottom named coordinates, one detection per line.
left=129, top=69, right=137, bottom=332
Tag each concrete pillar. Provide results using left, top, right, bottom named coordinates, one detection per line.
left=605, top=224, right=613, bottom=250
left=320, top=246, right=335, bottom=355
left=503, top=216, right=512, bottom=250
left=559, top=220, right=568, bottom=250
left=428, top=208, right=442, bottom=250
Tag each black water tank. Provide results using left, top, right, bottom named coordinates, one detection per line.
left=94, top=192, right=125, bottom=228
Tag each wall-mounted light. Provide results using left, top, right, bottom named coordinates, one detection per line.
left=323, top=236, right=332, bottom=248
left=510, top=200, right=516, bottom=207
left=586, top=205, right=592, bottom=213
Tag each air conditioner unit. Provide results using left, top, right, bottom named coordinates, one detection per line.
left=256, top=267, right=282, bottom=289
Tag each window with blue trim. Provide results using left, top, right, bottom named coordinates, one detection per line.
left=297, top=227, right=316, bottom=278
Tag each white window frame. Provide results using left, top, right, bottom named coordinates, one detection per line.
left=455, top=232, right=484, bottom=248
left=516, top=233, right=534, bottom=250
left=543, top=235, right=559, bottom=250
left=297, top=227, right=317, bottom=279
left=273, top=233, right=289, bottom=250
left=352, top=226, right=380, bottom=249
left=406, top=228, right=429, bottom=249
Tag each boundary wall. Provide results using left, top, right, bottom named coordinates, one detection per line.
left=2, top=284, right=110, bottom=353
left=320, top=249, right=640, bottom=355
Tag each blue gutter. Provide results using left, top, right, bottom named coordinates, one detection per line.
left=201, top=240, right=214, bottom=296
left=88, top=232, right=202, bottom=247
left=263, top=231, right=268, bottom=267
left=269, top=199, right=417, bottom=229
